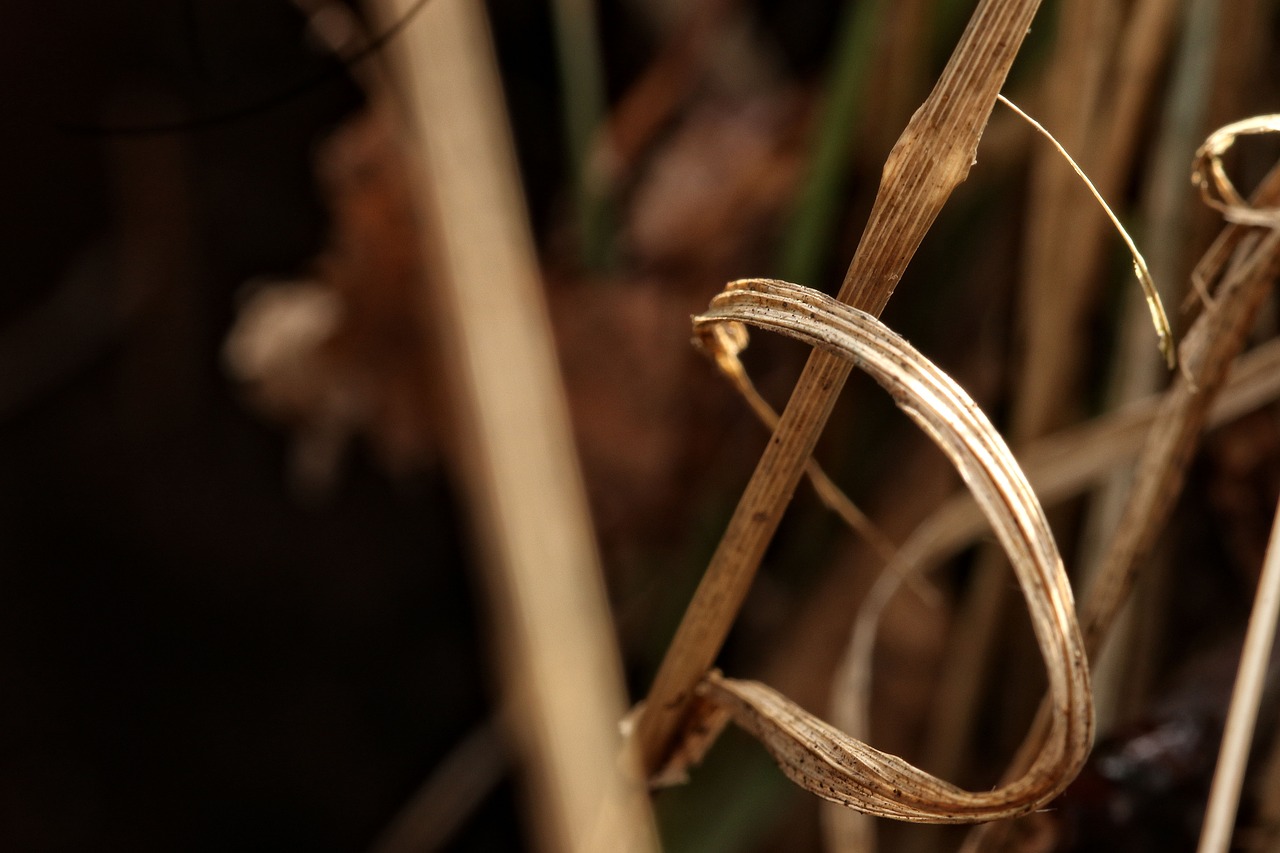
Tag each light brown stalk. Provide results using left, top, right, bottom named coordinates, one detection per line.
left=1197, top=496, right=1280, bottom=852
left=374, top=0, right=657, bottom=849
left=1014, top=0, right=1109, bottom=441
left=634, top=0, right=1046, bottom=777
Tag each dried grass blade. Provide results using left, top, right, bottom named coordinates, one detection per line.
left=997, top=94, right=1175, bottom=367
left=966, top=238, right=1280, bottom=853
left=1197, top=496, right=1280, bottom=852
left=825, top=338, right=1280, bottom=851
left=682, top=278, right=1092, bottom=823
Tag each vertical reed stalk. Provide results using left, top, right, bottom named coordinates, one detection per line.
left=1197, top=496, right=1280, bottom=852
left=375, top=1, right=657, bottom=848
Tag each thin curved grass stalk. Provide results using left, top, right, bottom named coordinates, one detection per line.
left=1016, top=0, right=1178, bottom=444
left=1197, top=495, right=1280, bottom=852
left=997, top=94, right=1175, bottom=367
left=1079, top=0, right=1218, bottom=737
left=675, top=278, right=1093, bottom=823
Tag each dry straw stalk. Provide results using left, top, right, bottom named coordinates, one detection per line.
left=1198, top=495, right=1280, bottom=853
left=375, top=0, right=657, bottom=849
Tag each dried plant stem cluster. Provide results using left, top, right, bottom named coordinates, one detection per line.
left=636, top=0, right=1280, bottom=844
left=634, top=0, right=1045, bottom=777
left=682, top=279, right=1092, bottom=822
left=821, top=140, right=1280, bottom=853
left=675, top=141, right=1280, bottom=847
left=374, top=0, right=1280, bottom=841
left=1190, top=122, right=1280, bottom=853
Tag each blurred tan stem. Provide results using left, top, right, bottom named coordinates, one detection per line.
left=373, top=0, right=657, bottom=849
left=367, top=721, right=506, bottom=853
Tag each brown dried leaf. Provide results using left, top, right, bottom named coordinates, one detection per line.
left=677, top=278, right=1092, bottom=823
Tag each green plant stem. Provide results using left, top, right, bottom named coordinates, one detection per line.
left=549, top=0, right=616, bottom=269
left=777, top=0, right=881, bottom=285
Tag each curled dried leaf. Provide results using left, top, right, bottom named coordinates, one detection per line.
left=1192, top=115, right=1280, bottom=229
left=684, top=278, right=1093, bottom=822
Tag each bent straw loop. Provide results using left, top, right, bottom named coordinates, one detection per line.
left=684, top=278, right=1093, bottom=822
left=1192, top=115, right=1280, bottom=229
